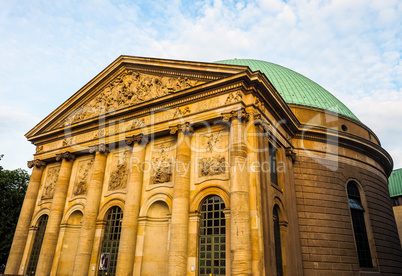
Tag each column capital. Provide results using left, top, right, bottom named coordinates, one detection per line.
left=55, top=151, right=76, bottom=162
left=254, top=114, right=270, bottom=134
left=285, top=147, right=297, bottom=163
left=89, top=143, right=109, bottom=154
left=222, top=108, right=249, bottom=122
left=27, top=159, right=46, bottom=169
left=169, top=122, right=194, bottom=135
left=125, top=133, right=149, bottom=146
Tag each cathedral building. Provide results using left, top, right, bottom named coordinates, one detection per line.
left=5, top=56, right=402, bottom=275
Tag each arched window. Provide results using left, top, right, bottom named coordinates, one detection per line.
left=26, top=214, right=48, bottom=275
left=198, top=195, right=226, bottom=276
left=347, top=181, right=373, bottom=268
left=273, top=205, right=283, bottom=276
left=99, top=206, right=123, bottom=276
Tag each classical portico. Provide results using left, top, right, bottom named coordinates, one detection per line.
left=6, top=56, right=402, bottom=275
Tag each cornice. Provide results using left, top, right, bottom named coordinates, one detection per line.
left=294, top=128, right=393, bottom=176
left=25, top=57, right=247, bottom=139
left=26, top=77, right=248, bottom=144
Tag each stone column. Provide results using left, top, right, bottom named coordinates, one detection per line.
left=116, top=134, right=148, bottom=276
left=35, top=152, right=75, bottom=276
left=223, top=109, right=252, bottom=275
left=5, top=159, right=46, bottom=274
left=168, top=123, right=193, bottom=276
left=72, top=144, right=108, bottom=276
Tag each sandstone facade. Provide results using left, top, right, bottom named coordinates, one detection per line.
left=5, top=56, right=402, bottom=275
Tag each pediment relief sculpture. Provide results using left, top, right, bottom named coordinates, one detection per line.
left=65, top=70, right=202, bottom=125
left=42, top=166, right=60, bottom=200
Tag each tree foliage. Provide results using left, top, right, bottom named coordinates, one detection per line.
left=0, top=155, right=29, bottom=268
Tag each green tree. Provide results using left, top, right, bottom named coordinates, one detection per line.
left=0, top=155, right=29, bottom=269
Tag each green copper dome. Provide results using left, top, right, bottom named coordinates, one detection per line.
left=215, top=59, right=359, bottom=121
left=389, top=168, right=402, bottom=197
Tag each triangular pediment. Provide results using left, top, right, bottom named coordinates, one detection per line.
left=26, top=56, right=248, bottom=140
left=58, top=70, right=204, bottom=128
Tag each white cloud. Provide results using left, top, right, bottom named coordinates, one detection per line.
left=0, top=0, right=401, bottom=171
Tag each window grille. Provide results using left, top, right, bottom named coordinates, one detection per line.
left=98, top=206, right=123, bottom=276
left=26, top=214, right=48, bottom=275
left=198, top=196, right=226, bottom=276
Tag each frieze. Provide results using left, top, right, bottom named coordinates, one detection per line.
left=195, top=97, right=221, bottom=113
left=75, top=130, right=99, bottom=144
left=62, top=138, right=75, bottom=147
left=42, top=166, right=60, bottom=199
left=126, top=118, right=146, bottom=131
left=153, top=112, right=175, bottom=124
left=65, top=70, right=202, bottom=125
left=174, top=106, right=191, bottom=117
left=35, top=146, right=44, bottom=154
left=73, top=159, right=94, bottom=196
left=225, top=91, right=242, bottom=104
left=40, top=97, right=223, bottom=155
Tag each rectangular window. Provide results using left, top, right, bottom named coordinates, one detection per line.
left=269, top=143, right=278, bottom=185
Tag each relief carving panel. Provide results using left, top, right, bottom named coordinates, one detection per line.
left=42, top=166, right=61, bottom=199
left=194, top=128, right=229, bottom=183
left=108, top=151, right=129, bottom=191
left=73, top=159, right=94, bottom=196
left=151, top=143, right=174, bottom=184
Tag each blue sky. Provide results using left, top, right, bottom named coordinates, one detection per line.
left=0, top=0, right=401, bottom=171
